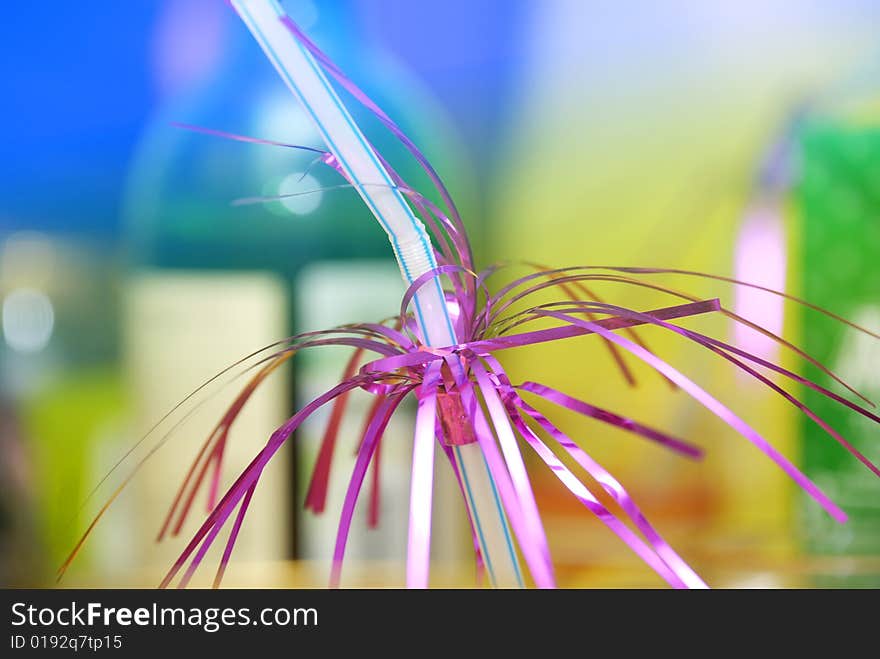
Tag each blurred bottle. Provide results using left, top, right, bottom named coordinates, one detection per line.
left=120, top=0, right=473, bottom=581
left=710, top=110, right=806, bottom=563
left=798, top=113, right=880, bottom=586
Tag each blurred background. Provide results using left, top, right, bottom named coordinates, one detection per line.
left=1, top=0, right=878, bottom=588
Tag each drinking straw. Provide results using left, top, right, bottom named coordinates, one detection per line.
left=232, top=0, right=522, bottom=587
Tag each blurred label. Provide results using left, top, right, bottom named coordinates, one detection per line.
left=121, top=270, right=290, bottom=583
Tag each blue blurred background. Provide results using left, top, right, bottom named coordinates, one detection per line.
left=1, top=0, right=878, bottom=587
left=0, top=0, right=524, bottom=239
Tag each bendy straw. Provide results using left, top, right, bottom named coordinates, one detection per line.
left=60, top=1, right=880, bottom=591
left=232, top=0, right=523, bottom=587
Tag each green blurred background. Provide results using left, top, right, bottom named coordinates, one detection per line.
left=1, top=0, right=878, bottom=587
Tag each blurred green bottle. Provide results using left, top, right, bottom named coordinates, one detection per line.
left=798, top=115, right=880, bottom=586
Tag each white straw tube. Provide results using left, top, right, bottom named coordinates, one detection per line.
left=233, top=0, right=521, bottom=587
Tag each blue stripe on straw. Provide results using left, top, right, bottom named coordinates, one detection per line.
left=453, top=445, right=496, bottom=586
left=293, top=38, right=457, bottom=345
left=238, top=4, right=439, bottom=337
left=244, top=0, right=456, bottom=346
left=481, top=450, right=524, bottom=587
